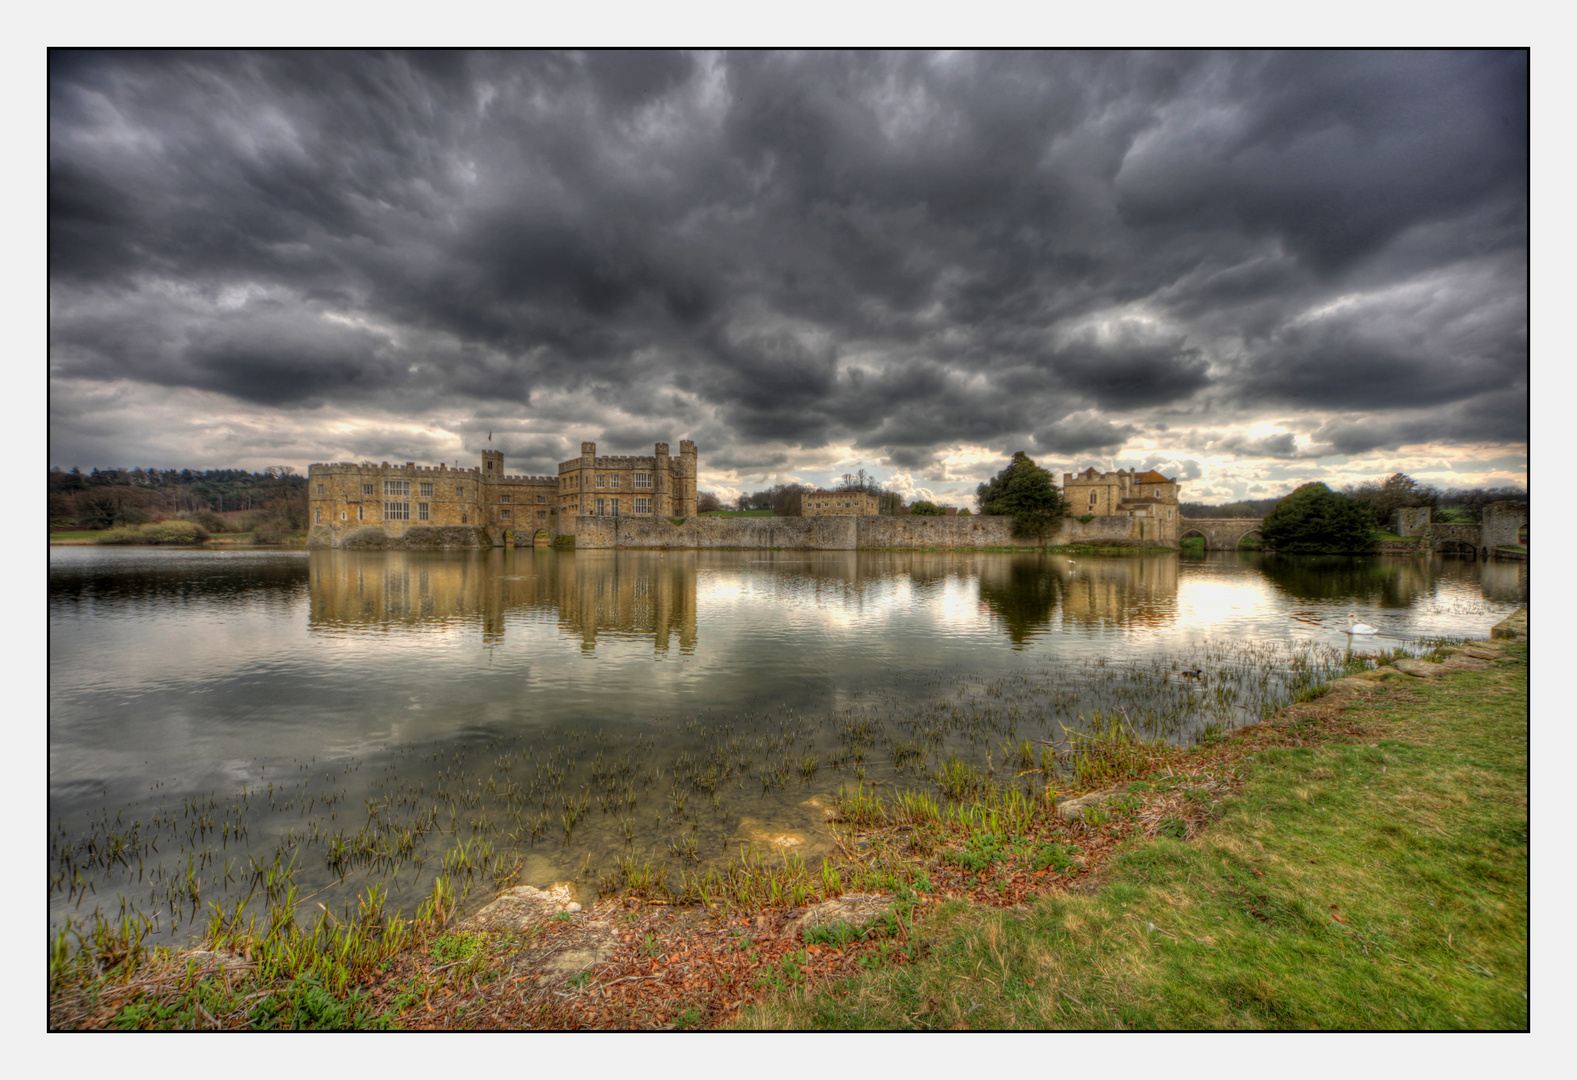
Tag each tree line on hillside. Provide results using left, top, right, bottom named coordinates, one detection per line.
left=1185, top=475, right=1526, bottom=527
left=49, top=466, right=309, bottom=538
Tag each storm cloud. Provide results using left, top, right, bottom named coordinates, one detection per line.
left=49, top=50, right=1528, bottom=503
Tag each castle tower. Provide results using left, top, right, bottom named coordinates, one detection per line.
left=481, top=449, right=504, bottom=485
left=677, top=440, right=698, bottom=518
left=654, top=442, right=672, bottom=518
left=578, top=442, right=595, bottom=515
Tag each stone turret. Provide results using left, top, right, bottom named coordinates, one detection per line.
left=677, top=440, right=698, bottom=517
left=654, top=442, right=673, bottom=518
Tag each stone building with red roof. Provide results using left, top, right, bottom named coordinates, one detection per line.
left=1063, top=466, right=1181, bottom=541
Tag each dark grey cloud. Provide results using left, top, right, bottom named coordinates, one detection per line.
left=1033, top=415, right=1137, bottom=456
left=49, top=49, right=1527, bottom=493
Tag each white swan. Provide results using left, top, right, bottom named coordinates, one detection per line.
left=1346, top=613, right=1379, bottom=635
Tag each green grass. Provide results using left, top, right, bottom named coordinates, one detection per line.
left=1372, top=530, right=1413, bottom=542
left=738, top=645, right=1528, bottom=1030
left=698, top=510, right=775, bottom=518
left=50, top=530, right=103, bottom=540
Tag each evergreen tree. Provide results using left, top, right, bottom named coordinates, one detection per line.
left=976, top=452, right=1068, bottom=541
left=1260, top=482, right=1376, bottom=553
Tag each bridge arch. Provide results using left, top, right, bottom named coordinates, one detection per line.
left=1432, top=538, right=1477, bottom=558
left=1235, top=528, right=1265, bottom=547
left=532, top=529, right=551, bottom=546
left=1176, top=516, right=1266, bottom=551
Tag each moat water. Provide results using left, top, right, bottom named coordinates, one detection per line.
left=49, top=545, right=1527, bottom=943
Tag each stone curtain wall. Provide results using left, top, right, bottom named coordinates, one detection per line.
left=1391, top=507, right=1433, bottom=536
left=312, top=511, right=1183, bottom=551
left=573, top=513, right=1170, bottom=550
left=1481, top=502, right=1528, bottom=549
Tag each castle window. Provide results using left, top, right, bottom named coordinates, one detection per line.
left=418, top=502, right=430, bottom=520
left=363, top=484, right=374, bottom=496
left=419, top=482, right=434, bottom=498
left=341, top=511, right=346, bottom=521
left=315, top=507, right=321, bottom=523
left=596, top=498, right=605, bottom=515
left=634, top=473, right=651, bottom=489
left=537, top=495, right=545, bottom=504
left=1089, top=492, right=1097, bottom=508
left=596, top=475, right=605, bottom=488
left=611, top=499, right=620, bottom=516
left=461, top=513, right=467, bottom=524
left=456, top=484, right=464, bottom=496
left=501, top=494, right=511, bottom=503
left=634, top=497, right=651, bottom=514
left=538, top=510, right=547, bottom=519
left=386, top=502, right=410, bottom=520
left=500, top=509, right=511, bottom=519
left=610, top=475, right=620, bottom=489
left=316, top=483, right=324, bottom=495
left=358, top=505, right=364, bottom=521
left=384, top=480, right=410, bottom=497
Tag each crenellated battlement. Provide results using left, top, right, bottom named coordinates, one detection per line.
left=310, top=462, right=482, bottom=478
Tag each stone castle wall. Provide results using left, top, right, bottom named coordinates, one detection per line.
left=1390, top=507, right=1433, bottom=536
left=1481, top=501, right=1528, bottom=549
left=570, top=513, right=1177, bottom=551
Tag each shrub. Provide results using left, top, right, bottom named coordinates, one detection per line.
left=184, top=510, right=229, bottom=534
left=957, top=507, right=971, bottom=517
left=95, top=521, right=209, bottom=545
left=908, top=500, right=945, bottom=516
left=145, top=520, right=209, bottom=543
left=251, top=525, right=291, bottom=545
left=95, top=526, right=146, bottom=545
left=1078, top=513, right=1096, bottom=524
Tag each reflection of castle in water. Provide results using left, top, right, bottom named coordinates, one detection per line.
left=307, top=550, right=697, bottom=652
left=975, top=555, right=1180, bottom=642
left=1057, top=557, right=1179, bottom=629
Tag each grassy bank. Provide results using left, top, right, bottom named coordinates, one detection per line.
left=738, top=642, right=1528, bottom=1029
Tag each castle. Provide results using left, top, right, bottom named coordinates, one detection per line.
left=1063, top=466, right=1179, bottom=520
left=307, top=441, right=697, bottom=545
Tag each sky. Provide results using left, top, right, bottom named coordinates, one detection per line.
left=48, top=49, right=1529, bottom=506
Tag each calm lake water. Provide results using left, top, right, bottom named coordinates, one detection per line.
left=49, top=545, right=1526, bottom=942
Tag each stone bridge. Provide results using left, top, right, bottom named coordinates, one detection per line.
left=1177, top=517, right=1265, bottom=551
